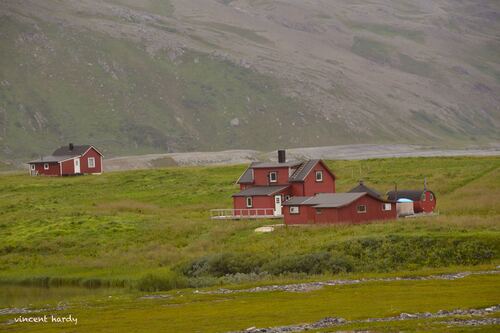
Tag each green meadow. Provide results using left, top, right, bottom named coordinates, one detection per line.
left=0, top=156, right=499, bottom=332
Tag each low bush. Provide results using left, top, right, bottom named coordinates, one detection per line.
left=136, top=272, right=188, bottom=292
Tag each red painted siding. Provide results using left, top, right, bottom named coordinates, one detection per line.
left=413, top=191, right=436, bottom=213
left=80, top=148, right=103, bottom=174
left=253, top=167, right=292, bottom=186
left=301, top=162, right=335, bottom=196
left=61, top=159, right=75, bottom=175
left=233, top=188, right=292, bottom=216
left=30, top=162, right=60, bottom=176
left=284, top=194, right=397, bottom=225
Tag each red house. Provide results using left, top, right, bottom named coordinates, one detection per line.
left=28, top=144, right=103, bottom=176
left=232, top=150, right=336, bottom=218
left=386, top=189, right=436, bottom=213
left=283, top=192, right=397, bottom=225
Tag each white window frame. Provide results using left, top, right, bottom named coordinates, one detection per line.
left=284, top=195, right=291, bottom=201
left=44, top=163, right=49, bottom=170
left=421, top=193, right=426, bottom=201
left=382, top=203, right=392, bottom=211
left=246, top=197, right=253, bottom=208
left=316, top=208, right=322, bottom=215
left=429, top=193, right=434, bottom=201
left=289, top=206, right=300, bottom=214
left=88, top=157, right=96, bottom=168
left=315, top=170, right=323, bottom=182
left=269, top=171, right=277, bottom=183
left=357, top=205, right=367, bottom=213
left=30, top=164, right=35, bottom=171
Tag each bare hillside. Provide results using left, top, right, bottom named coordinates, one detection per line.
left=0, top=0, right=499, bottom=160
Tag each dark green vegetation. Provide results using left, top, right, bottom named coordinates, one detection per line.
left=0, top=157, right=499, bottom=290
left=1, top=0, right=499, bottom=161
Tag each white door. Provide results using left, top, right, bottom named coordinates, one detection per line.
left=74, top=158, right=81, bottom=174
left=274, top=195, right=282, bottom=216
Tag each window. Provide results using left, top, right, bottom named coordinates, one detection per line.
left=289, top=206, right=300, bottom=214
left=315, top=170, right=323, bottom=182
left=357, top=205, right=367, bottom=213
left=284, top=195, right=291, bottom=201
left=316, top=208, right=322, bottom=215
left=88, top=157, right=96, bottom=168
left=382, top=203, right=392, bottom=211
left=269, top=171, right=277, bottom=183
left=30, top=164, right=35, bottom=171
left=246, top=197, right=253, bottom=208
left=429, top=193, right=434, bottom=201
left=44, top=163, right=49, bottom=170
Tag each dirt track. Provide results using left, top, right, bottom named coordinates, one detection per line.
left=104, top=144, right=500, bottom=171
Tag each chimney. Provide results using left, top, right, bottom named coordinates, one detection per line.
left=359, top=179, right=364, bottom=186
left=69, top=143, right=74, bottom=151
left=278, top=149, right=286, bottom=163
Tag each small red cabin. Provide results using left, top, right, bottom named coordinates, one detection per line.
left=28, top=144, right=103, bottom=176
left=386, top=189, right=436, bottom=213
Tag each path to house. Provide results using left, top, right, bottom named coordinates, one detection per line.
left=104, top=144, right=500, bottom=171
left=194, top=269, right=500, bottom=295
left=227, top=305, right=500, bottom=333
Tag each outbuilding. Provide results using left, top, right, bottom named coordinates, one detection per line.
left=28, top=144, right=103, bottom=176
left=386, top=189, right=436, bottom=214
left=282, top=192, right=397, bottom=225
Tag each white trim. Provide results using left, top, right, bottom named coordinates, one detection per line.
left=289, top=206, right=300, bottom=214
left=315, top=170, right=323, bottom=182
left=43, top=163, right=49, bottom=170
left=382, top=203, right=392, bottom=211
left=246, top=197, right=253, bottom=208
left=357, top=205, right=367, bottom=213
left=88, top=157, right=96, bottom=168
left=59, top=162, right=62, bottom=176
left=30, top=164, right=36, bottom=171
left=269, top=171, right=277, bottom=183
left=81, top=145, right=104, bottom=157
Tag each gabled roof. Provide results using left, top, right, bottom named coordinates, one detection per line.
left=289, top=159, right=318, bottom=182
left=251, top=161, right=302, bottom=168
left=236, top=163, right=256, bottom=184
left=28, top=155, right=75, bottom=163
left=53, top=145, right=102, bottom=157
left=232, top=185, right=290, bottom=197
left=387, top=190, right=434, bottom=201
left=289, top=159, right=336, bottom=182
left=283, top=192, right=388, bottom=208
left=349, top=181, right=381, bottom=198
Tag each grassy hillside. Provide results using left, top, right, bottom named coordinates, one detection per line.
left=1, top=0, right=499, bottom=161
left=0, top=156, right=498, bottom=289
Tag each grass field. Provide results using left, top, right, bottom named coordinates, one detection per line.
left=0, top=156, right=499, bottom=331
left=0, top=156, right=498, bottom=288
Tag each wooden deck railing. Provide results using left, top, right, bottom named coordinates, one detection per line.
left=210, top=208, right=281, bottom=220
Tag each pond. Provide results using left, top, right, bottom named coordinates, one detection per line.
left=0, top=284, right=127, bottom=308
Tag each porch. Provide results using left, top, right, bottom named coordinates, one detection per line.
left=210, top=208, right=283, bottom=220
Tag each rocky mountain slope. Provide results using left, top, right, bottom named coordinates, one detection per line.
left=0, top=0, right=499, bottom=160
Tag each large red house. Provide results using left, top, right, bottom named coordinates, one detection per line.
left=28, top=144, right=103, bottom=176
left=232, top=150, right=336, bottom=218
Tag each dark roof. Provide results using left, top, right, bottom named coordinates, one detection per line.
left=232, top=185, right=290, bottom=197
left=53, top=145, right=93, bottom=157
left=283, top=193, right=367, bottom=208
left=282, top=196, right=312, bottom=205
left=349, top=181, right=381, bottom=198
left=28, top=155, right=75, bottom=163
left=305, top=193, right=366, bottom=208
left=251, top=161, right=302, bottom=168
left=289, top=159, right=319, bottom=182
left=387, top=190, right=432, bottom=201
left=236, top=163, right=255, bottom=184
